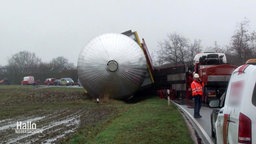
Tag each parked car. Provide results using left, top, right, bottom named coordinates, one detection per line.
left=21, top=76, right=36, bottom=85
left=209, top=63, right=256, bottom=144
left=0, top=78, right=10, bottom=85
left=54, top=79, right=61, bottom=85
left=44, top=78, right=56, bottom=85
left=59, top=78, right=74, bottom=86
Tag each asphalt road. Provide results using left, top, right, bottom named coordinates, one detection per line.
left=174, top=100, right=214, bottom=144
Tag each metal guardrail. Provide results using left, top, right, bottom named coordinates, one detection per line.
left=172, top=101, right=214, bottom=144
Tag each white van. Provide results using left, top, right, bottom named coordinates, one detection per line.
left=210, top=63, right=256, bottom=144
left=21, top=76, right=35, bottom=85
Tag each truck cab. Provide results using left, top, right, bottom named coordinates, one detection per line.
left=194, top=52, right=236, bottom=103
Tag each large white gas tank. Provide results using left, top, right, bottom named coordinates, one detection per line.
left=77, top=33, right=147, bottom=99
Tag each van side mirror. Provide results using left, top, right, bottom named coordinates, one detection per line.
left=209, top=99, right=220, bottom=108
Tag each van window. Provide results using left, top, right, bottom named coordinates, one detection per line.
left=252, top=83, right=256, bottom=106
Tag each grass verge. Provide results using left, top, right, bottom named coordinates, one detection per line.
left=70, top=97, right=193, bottom=144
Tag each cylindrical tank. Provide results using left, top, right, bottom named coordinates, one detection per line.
left=77, top=33, right=147, bottom=99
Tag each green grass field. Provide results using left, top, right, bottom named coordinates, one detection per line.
left=0, top=85, right=193, bottom=144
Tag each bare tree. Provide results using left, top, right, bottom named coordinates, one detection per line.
left=5, top=51, right=77, bottom=84
left=49, top=56, right=75, bottom=73
left=186, top=39, right=202, bottom=66
left=249, top=31, right=256, bottom=56
left=229, top=20, right=253, bottom=64
left=7, top=51, right=41, bottom=83
left=8, top=51, right=41, bottom=74
left=157, top=33, right=202, bottom=66
left=211, top=41, right=226, bottom=53
left=158, top=33, right=189, bottom=65
left=0, top=66, right=6, bottom=79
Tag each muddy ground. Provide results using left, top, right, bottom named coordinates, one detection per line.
left=0, top=86, right=121, bottom=144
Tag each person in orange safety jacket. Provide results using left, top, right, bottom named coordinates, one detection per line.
left=191, top=73, right=203, bottom=118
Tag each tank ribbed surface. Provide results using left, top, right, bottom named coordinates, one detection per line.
left=78, top=33, right=147, bottom=99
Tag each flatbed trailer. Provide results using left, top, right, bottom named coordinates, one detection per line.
left=154, top=64, right=193, bottom=100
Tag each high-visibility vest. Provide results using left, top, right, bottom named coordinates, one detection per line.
left=191, top=80, right=203, bottom=96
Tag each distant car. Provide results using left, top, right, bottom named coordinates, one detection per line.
left=54, top=79, right=61, bottom=85
left=59, top=78, right=74, bottom=86
left=44, top=78, right=56, bottom=85
left=0, top=78, right=10, bottom=85
left=21, top=76, right=36, bottom=85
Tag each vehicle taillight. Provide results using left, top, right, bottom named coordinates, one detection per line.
left=238, top=112, right=251, bottom=144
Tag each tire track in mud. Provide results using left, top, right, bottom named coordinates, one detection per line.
left=0, top=109, right=85, bottom=144
left=0, top=86, right=118, bottom=143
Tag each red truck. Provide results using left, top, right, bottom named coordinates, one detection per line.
left=194, top=52, right=237, bottom=103
left=154, top=52, right=237, bottom=103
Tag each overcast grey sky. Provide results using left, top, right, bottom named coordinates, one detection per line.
left=0, top=0, right=256, bottom=66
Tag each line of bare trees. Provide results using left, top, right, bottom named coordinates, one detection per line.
left=157, top=19, right=256, bottom=66
left=1, top=20, right=256, bottom=84
left=0, top=51, right=77, bottom=84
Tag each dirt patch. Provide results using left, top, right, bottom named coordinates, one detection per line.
left=0, top=107, right=117, bottom=143
left=0, top=86, right=120, bottom=143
